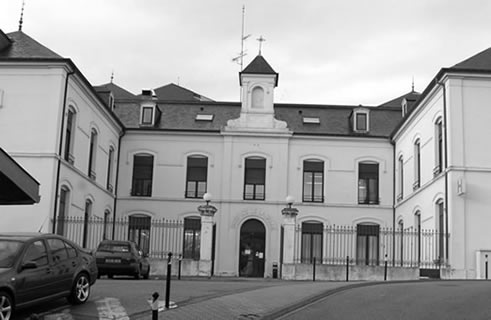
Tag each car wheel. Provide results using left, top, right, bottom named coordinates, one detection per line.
left=143, top=267, right=150, bottom=280
left=108, top=274, right=113, bottom=279
left=68, top=273, right=91, bottom=304
left=0, top=291, right=13, bottom=320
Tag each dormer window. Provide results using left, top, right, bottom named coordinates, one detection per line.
left=108, top=93, right=115, bottom=111
left=195, top=114, right=214, bottom=121
left=354, top=110, right=369, bottom=132
left=402, top=99, right=408, bottom=117
left=140, top=105, right=155, bottom=125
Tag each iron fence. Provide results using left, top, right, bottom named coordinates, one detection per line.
left=55, top=216, right=184, bottom=259
left=293, top=224, right=448, bottom=268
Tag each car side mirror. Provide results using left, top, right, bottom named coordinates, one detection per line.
left=21, top=261, right=37, bottom=270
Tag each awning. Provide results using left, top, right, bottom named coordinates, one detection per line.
left=0, top=148, right=40, bottom=205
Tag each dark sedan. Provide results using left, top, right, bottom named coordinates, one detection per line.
left=0, top=233, right=98, bottom=320
left=95, top=240, right=150, bottom=279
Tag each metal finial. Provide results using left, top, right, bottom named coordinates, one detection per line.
left=18, top=0, right=25, bottom=31
left=110, top=71, right=114, bottom=83
left=257, top=35, right=266, bottom=55
left=412, top=76, right=415, bottom=92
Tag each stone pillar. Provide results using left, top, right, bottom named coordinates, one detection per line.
left=281, top=205, right=298, bottom=264
left=198, top=202, right=217, bottom=277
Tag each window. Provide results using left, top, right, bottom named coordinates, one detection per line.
left=301, top=222, right=323, bottom=263
left=128, top=215, right=151, bottom=255
left=437, top=200, right=447, bottom=261
left=23, top=241, right=48, bottom=266
left=414, top=140, right=421, bottom=190
left=56, top=187, right=69, bottom=236
left=303, top=160, right=324, bottom=202
left=398, top=156, right=404, bottom=201
left=195, top=114, right=214, bottom=121
left=47, top=238, right=69, bottom=262
left=131, top=154, right=154, bottom=197
left=244, top=158, right=266, bottom=200
left=356, top=224, right=379, bottom=265
left=83, top=199, right=92, bottom=248
left=183, top=217, right=201, bottom=260
left=251, top=87, right=264, bottom=109
left=141, top=106, right=154, bottom=125
left=358, top=163, right=379, bottom=204
left=103, top=210, right=111, bottom=240
left=415, top=212, right=421, bottom=265
left=303, top=117, right=320, bottom=124
left=434, top=119, right=443, bottom=176
left=355, top=113, right=367, bottom=131
left=107, top=147, right=114, bottom=192
left=108, top=93, right=115, bottom=110
left=88, top=129, right=97, bottom=180
left=64, top=109, right=75, bottom=164
left=398, top=220, right=404, bottom=266
left=186, top=156, right=208, bottom=198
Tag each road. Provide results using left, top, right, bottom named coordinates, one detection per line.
left=278, top=281, right=491, bottom=320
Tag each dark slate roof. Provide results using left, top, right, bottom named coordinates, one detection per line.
left=115, top=100, right=401, bottom=138
left=240, top=55, right=279, bottom=86
left=378, top=91, right=420, bottom=109
left=452, top=47, right=491, bottom=71
left=0, top=31, right=62, bottom=59
left=94, top=82, right=136, bottom=100
left=150, top=83, right=213, bottom=102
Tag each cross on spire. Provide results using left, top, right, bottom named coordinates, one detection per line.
left=257, top=35, right=266, bottom=55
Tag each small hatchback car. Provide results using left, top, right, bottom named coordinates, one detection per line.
left=0, top=233, right=98, bottom=320
left=95, top=240, right=150, bottom=279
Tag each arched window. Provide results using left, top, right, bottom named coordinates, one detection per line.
left=103, top=210, right=111, bottom=240
left=83, top=199, right=92, bottom=248
left=434, top=118, right=443, bottom=175
left=358, top=162, right=379, bottom=204
left=356, top=223, right=379, bottom=265
left=301, top=221, right=323, bottom=263
left=414, top=139, right=421, bottom=189
left=64, top=108, right=76, bottom=164
left=303, top=160, right=324, bottom=203
left=129, top=215, right=151, bottom=255
left=56, top=186, right=70, bottom=236
left=244, top=157, right=266, bottom=200
left=436, top=199, right=447, bottom=261
left=251, top=87, right=264, bottom=109
left=107, top=146, right=115, bottom=192
left=131, top=154, right=154, bottom=197
left=415, top=211, right=421, bottom=265
left=183, top=217, right=201, bottom=260
left=185, top=155, right=208, bottom=198
left=398, top=156, right=404, bottom=201
left=88, top=129, right=98, bottom=180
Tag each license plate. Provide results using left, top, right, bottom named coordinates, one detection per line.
left=106, top=259, right=121, bottom=263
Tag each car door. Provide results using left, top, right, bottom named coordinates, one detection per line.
left=46, top=238, right=74, bottom=294
left=15, top=240, right=55, bottom=305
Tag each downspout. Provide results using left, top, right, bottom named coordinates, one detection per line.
left=52, top=69, right=74, bottom=233
left=438, top=80, right=449, bottom=263
left=391, top=140, right=396, bottom=266
left=112, top=130, right=124, bottom=239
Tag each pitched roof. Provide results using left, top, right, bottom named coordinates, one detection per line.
left=94, top=82, right=137, bottom=100
left=240, top=55, right=279, bottom=86
left=452, top=47, right=491, bottom=71
left=378, top=91, right=420, bottom=109
left=150, top=83, right=213, bottom=102
left=0, top=31, right=62, bottom=59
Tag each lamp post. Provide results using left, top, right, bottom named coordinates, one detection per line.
left=197, top=193, right=217, bottom=277
left=281, top=195, right=298, bottom=270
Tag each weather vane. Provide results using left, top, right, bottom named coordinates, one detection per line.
left=232, top=5, right=251, bottom=71
left=257, top=36, right=266, bottom=55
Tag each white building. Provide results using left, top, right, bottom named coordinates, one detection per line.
left=1, top=28, right=491, bottom=279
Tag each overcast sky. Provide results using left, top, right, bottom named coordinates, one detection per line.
left=2, top=0, right=491, bottom=105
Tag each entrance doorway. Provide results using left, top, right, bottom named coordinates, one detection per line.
left=239, top=219, right=265, bottom=277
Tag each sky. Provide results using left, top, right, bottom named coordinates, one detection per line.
left=1, top=0, right=491, bottom=106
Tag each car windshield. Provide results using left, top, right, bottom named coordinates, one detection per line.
left=98, top=243, right=130, bottom=253
left=0, top=240, right=23, bottom=268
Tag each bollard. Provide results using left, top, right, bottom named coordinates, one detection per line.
left=178, top=254, right=182, bottom=280
left=313, top=257, right=316, bottom=282
left=486, top=254, right=489, bottom=280
left=151, top=292, right=159, bottom=320
left=165, top=252, right=172, bottom=309
left=384, top=254, right=388, bottom=281
left=346, top=256, right=349, bottom=282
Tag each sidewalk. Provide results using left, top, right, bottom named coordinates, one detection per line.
left=134, top=279, right=367, bottom=320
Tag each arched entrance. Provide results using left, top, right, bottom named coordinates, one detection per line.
left=239, top=219, right=265, bottom=277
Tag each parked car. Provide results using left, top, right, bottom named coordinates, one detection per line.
left=95, top=240, right=150, bottom=279
left=0, top=233, right=98, bottom=320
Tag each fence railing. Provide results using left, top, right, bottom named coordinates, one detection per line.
left=293, top=224, right=448, bottom=269
left=55, top=216, right=184, bottom=259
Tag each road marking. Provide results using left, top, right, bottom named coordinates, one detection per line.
left=95, top=297, right=129, bottom=320
left=43, top=308, right=74, bottom=320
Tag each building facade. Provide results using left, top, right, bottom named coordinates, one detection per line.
left=1, top=29, right=491, bottom=279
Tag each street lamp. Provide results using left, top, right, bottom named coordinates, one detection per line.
left=203, top=192, right=212, bottom=205
left=198, top=193, right=217, bottom=217
left=282, top=195, right=298, bottom=216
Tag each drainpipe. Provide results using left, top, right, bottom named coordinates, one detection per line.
left=52, top=69, right=74, bottom=234
left=437, top=80, right=449, bottom=263
left=391, top=140, right=396, bottom=266
left=112, top=130, right=124, bottom=239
